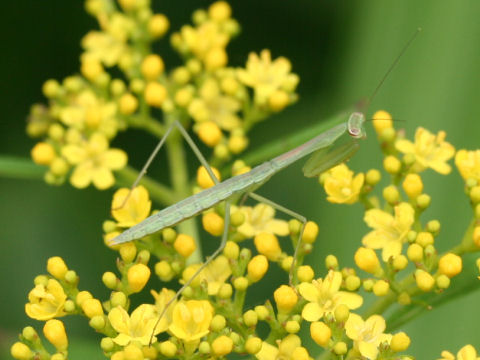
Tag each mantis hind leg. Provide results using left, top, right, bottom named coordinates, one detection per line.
left=246, top=192, right=307, bottom=287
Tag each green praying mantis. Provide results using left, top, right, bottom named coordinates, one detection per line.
left=110, top=28, right=421, bottom=340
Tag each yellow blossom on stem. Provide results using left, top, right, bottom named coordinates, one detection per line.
left=455, top=149, right=480, bottom=182
left=298, top=270, right=362, bottom=322
left=168, top=300, right=214, bottom=343
left=439, top=344, right=479, bottom=360
left=108, top=304, right=160, bottom=345
left=43, top=319, right=68, bottom=351
left=111, top=186, right=151, bottom=227
left=345, top=313, right=392, bottom=360
left=61, top=132, right=127, bottom=189
left=25, top=279, right=67, bottom=320
left=256, top=334, right=309, bottom=360
left=237, top=49, right=298, bottom=105
left=150, top=288, right=176, bottom=333
left=395, top=127, right=455, bottom=174
left=363, top=202, right=415, bottom=261
left=189, top=78, right=241, bottom=131
left=237, top=203, right=289, bottom=238
left=178, top=22, right=229, bottom=61
left=182, top=255, right=231, bottom=295
left=323, top=164, right=365, bottom=204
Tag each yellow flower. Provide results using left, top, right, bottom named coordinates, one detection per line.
left=237, top=49, right=298, bottom=105
left=189, top=78, right=241, bottom=131
left=323, top=164, right=364, bottom=204
left=151, top=288, right=177, bottom=334
left=236, top=203, right=289, bottom=238
left=439, top=345, right=479, bottom=360
left=182, top=256, right=232, bottom=295
left=59, top=89, right=118, bottom=137
left=179, top=22, right=229, bottom=60
left=25, top=279, right=67, bottom=320
left=298, top=270, right=363, bottom=322
left=362, top=202, right=414, bottom=261
left=61, top=132, right=127, bottom=189
left=108, top=304, right=160, bottom=346
left=395, top=127, right=455, bottom=174
left=111, top=186, right=152, bottom=227
left=345, top=313, right=392, bottom=360
left=168, top=300, right=214, bottom=343
left=256, top=334, right=309, bottom=360
left=455, top=149, right=480, bottom=182
left=82, top=31, right=127, bottom=67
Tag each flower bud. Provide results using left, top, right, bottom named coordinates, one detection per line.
left=10, top=342, right=33, bottom=360
left=310, top=321, right=331, bottom=347
left=212, top=335, right=233, bottom=356
left=202, top=212, right=224, bottom=236
left=390, top=332, right=411, bottom=352
left=82, top=298, right=103, bottom=318
left=173, top=234, right=196, bottom=258
left=354, top=247, right=380, bottom=274
left=43, top=319, right=68, bottom=351
left=159, top=340, right=177, bottom=357
left=402, top=174, right=423, bottom=199
left=301, top=221, right=319, bottom=243
left=47, top=256, right=68, bottom=279
left=254, top=232, right=282, bottom=261
left=274, top=285, right=298, bottom=313
left=438, top=253, right=462, bottom=278
left=245, top=337, right=262, bottom=354
left=247, top=255, right=269, bottom=282
left=415, top=269, right=434, bottom=291
left=127, top=264, right=151, bottom=293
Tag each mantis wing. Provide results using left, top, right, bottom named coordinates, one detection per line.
left=302, top=140, right=360, bottom=178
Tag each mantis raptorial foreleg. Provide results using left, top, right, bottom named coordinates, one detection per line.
left=246, top=192, right=307, bottom=286
left=113, top=120, right=220, bottom=210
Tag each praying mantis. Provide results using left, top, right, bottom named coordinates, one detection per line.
left=110, top=28, right=421, bottom=340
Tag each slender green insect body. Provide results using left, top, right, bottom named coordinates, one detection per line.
left=111, top=113, right=364, bottom=245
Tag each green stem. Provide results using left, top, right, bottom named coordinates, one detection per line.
left=164, top=114, right=203, bottom=263
left=0, top=155, right=45, bottom=180
left=128, top=114, right=165, bottom=138
left=116, top=165, right=180, bottom=206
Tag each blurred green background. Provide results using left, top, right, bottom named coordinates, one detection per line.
left=1, top=0, right=480, bottom=358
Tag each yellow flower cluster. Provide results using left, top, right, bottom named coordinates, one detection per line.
left=15, top=0, right=480, bottom=358
left=28, top=0, right=299, bottom=192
